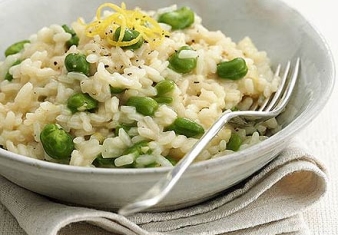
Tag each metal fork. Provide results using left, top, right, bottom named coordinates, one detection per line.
left=118, top=58, right=300, bottom=216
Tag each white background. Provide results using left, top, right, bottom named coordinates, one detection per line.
left=283, top=0, right=338, bottom=234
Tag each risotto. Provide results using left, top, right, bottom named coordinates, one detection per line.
left=0, top=3, right=280, bottom=168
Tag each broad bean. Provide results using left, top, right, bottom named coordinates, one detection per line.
left=227, top=132, right=242, bottom=151
left=93, top=154, right=115, bottom=168
left=110, top=85, right=126, bottom=94
left=217, top=57, right=248, bottom=80
left=64, top=53, right=90, bottom=76
left=153, top=96, right=173, bottom=104
left=67, top=93, right=98, bottom=113
left=166, top=117, right=204, bottom=137
left=113, top=27, right=144, bottom=50
left=114, top=123, right=135, bottom=136
left=62, top=24, right=79, bottom=48
left=126, top=96, right=159, bottom=116
left=168, top=46, right=197, bottom=74
left=155, top=79, right=175, bottom=96
left=122, top=140, right=149, bottom=157
left=40, top=124, right=74, bottom=160
left=5, top=40, right=30, bottom=57
left=5, top=60, right=22, bottom=81
left=154, top=79, right=175, bottom=104
left=158, top=7, right=195, bottom=30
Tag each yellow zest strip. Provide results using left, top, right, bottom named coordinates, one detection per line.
left=84, top=2, right=169, bottom=47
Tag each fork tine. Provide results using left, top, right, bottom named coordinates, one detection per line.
left=231, top=59, right=298, bottom=125
left=259, top=61, right=290, bottom=111
left=250, top=63, right=282, bottom=111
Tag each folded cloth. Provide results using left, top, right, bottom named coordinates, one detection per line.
left=0, top=140, right=328, bottom=235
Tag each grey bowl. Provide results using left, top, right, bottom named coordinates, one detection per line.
left=0, top=0, right=335, bottom=212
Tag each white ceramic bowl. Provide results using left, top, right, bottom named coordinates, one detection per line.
left=0, top=0, right=335, bottom=212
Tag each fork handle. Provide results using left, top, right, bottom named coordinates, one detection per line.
left=169, top=110, right=235, bottom=182
left=119, top=110, right=237, bottom=215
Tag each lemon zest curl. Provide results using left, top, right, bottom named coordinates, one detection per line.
left=84, top=2, right=169, bottom=48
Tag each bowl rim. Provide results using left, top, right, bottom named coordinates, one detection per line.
left=0, top=0, right=336, bottom=176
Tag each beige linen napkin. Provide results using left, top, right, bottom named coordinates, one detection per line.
left=0, top=140, right=328, bottom=235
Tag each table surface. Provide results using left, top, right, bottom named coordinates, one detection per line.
left=283, top=0, right=338, bottom=234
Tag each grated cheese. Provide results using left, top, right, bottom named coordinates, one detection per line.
left=84, top=2, right=169, bottom=48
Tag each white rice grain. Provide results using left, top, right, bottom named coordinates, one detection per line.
left=115, top=154, right=134, bottom=167
left=14, top=82, right=34, bottom=109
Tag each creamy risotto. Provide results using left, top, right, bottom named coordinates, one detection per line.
left=0, top=3, right=280, bottom=168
